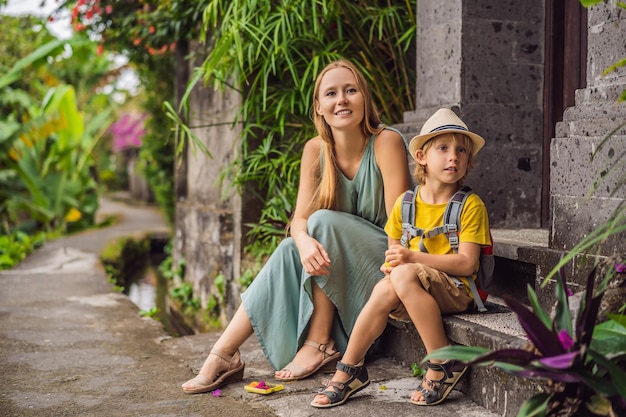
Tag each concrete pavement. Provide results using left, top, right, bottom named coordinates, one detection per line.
left=0, top=197, right=502, bottom=417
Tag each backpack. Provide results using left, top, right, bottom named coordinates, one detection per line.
left=400, top=185, right=495, bottom=312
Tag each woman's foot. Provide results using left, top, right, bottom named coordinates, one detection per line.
left=181, top=349, right=245, bottom=394
left=310, top=361, right=370, bottom=408
left=275, top=339, right=340, bottom=381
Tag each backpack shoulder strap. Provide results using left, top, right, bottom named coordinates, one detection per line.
left=444, top=186, right=488, bottom=312
left=442, top=185, right=473, bottom=251
left=400, top=185, right=423, bottom=247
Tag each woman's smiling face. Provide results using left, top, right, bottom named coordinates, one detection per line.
left=315, top=67, right=365, bottom=130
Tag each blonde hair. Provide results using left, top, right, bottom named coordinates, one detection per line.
left=310, top=59, right=383, bottom=211
left=413, top=133, right=476, bottom=185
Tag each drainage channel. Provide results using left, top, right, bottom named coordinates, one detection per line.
left=124, top=236, right=194, bottom=337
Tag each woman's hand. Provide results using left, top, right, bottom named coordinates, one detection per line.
left=384, top=244, right=412, bottom=268
left=297, top=235, right=331, bottom=276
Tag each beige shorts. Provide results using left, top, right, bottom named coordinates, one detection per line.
left=388, top=263, right=474, bottom=320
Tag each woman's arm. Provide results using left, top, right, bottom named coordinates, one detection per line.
left=289, top=137, right=331, bottom=275
left=374, top=129, right=410, bottom=216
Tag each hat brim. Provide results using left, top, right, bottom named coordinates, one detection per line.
left=408, top=129, right=485, bottom=160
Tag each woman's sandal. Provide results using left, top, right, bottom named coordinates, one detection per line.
left=411, top=359, right=468, bottom=406
left=181, top=349, right=245, bottom=394
left=275, top=339, right=341, bottom=382
left=310, top=361, right=370, bottom=408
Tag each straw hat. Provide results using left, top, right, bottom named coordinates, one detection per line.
left=408, top=108, right=485, bottom=160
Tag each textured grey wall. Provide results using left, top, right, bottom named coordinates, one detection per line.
left=401, top=0, right=545, bottom=228
left=174, top=48, right=244, bottom=323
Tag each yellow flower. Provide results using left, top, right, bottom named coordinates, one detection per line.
left=65, top=208, right=82, bottom=222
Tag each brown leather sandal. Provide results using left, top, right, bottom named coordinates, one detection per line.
left=181, top=349, right=245, bottom=394
left=275, top=339, right=341, bottom=382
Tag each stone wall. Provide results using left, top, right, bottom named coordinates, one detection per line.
left=399, top=0, right=545, bottom=228
left=174, top=46, right=245, bottom=323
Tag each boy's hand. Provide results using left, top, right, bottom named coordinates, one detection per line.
left=384, top=244, right=411, bottom=267
left=380, top=261, right=393, bottom=274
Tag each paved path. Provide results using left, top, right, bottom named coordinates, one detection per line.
left=0, top=197, right=502, bottom=417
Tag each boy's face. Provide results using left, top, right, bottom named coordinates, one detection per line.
left=415, top=133, right=470, bottom=185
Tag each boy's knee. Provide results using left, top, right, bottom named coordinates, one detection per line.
left=389, top=263, right=427, bottom=289
left=371, top=278, right=400, bottom=307
left=389, top=263, right=416, bottom=281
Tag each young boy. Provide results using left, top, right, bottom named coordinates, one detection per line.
left=310, top=108, right=491, bottom=408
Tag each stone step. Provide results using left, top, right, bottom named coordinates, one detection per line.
left=574, top=83, right=626, bottom=106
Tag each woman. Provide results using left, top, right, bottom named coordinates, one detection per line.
left=181, top=59, right=410, bottom=394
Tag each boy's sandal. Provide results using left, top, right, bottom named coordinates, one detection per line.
left=275, top=339, right=341, bottom=382
left=181, top=349, right=245, bottom=394
left=310, top=361, right=370, bottom=408
left=411, top=360, right=468, bottom=406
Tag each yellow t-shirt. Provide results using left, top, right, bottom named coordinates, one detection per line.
left=384, top=187, right=491, bottom=290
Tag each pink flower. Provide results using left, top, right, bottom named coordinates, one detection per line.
left=616, top=262, right=625, bottom=273
left=256, top=380, right=270, bottom=389
left=558, top=329, right=574, bottom=351
left=212, top=389, right=222, bottom=397
left=109, top=113, right=147, bottom=152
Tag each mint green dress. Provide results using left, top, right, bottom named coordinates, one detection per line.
left=241, top=130, right=394, bottom=370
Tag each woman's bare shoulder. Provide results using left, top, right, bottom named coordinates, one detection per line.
left=374, top=127, right=405, bottom=144
left=303, top=135, right=323, bottom=154
left=373, top=127, right=408, bottom=157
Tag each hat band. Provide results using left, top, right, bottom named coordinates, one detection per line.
left=429, top=124, right=467, bottom=134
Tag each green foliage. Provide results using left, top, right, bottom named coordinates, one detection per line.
left=69, top=0, right=204, bottom=63
left=64, top=1, right=188, bottom=226
left=139, top=92, right=176, bottom=225
left=170, top=282, right=201, bottom=314
left=139, top=306, right=160, bottom=318
left=179, top=0, right=416, bottom=253
left=0, top=17, right=122, bottom=242
left=0, top=230, right=47, bottom=270
left=237, top=268, right=255, bottom=290
left=158, top=240, right=185, bottom=281
left=410, top=362, right=424, bottom=378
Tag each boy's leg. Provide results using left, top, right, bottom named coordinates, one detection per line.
left=388, top=263, right=472, bottom=403
left=389, top=264, right=449, bottom=353
left=311, top=277, right=401, bottom=406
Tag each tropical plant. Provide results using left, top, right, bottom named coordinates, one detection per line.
left=0, top=15, right=130, bottom=269
left=172, top=0, right=416, bottom=252
left=62, top=0, right=204, bottom=226
left=428, top=263, right=626, bottom=417
left=0, top=32, right=117, bottom=234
